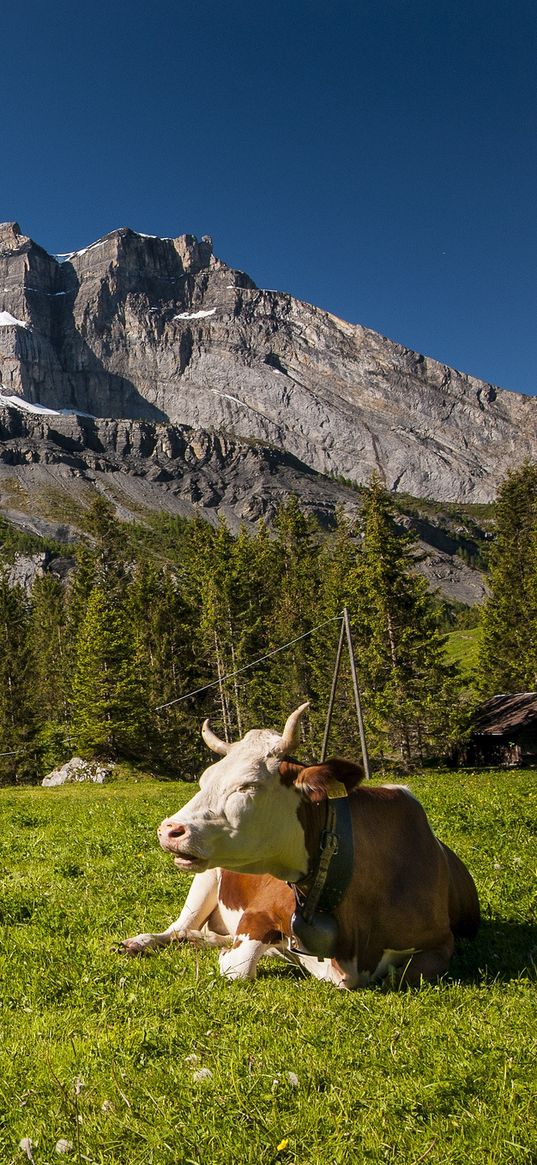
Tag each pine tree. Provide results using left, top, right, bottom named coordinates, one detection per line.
left=477, top=462, right=537, bottom=695
left=186, top=517, right=239, bottom=740
left=267, top=498, right=321, bottom=734
left=223, top=521, right=282, bottom=732
left=354, top=477, right=460, bottom=765
left=71, top=586, right=149, bottom=758
left=126, top=560, right=205, bottom=775
left=181, top=516, right=280, bottom=741
left=0, top=575, right=36, bottom=783
left=85, top=496, right=129, bottom=593
left=180, top=506, right=319, bottom=742
left=29, top=574, right=71, bottom=771
left=63, top=542, right=97, bottom=667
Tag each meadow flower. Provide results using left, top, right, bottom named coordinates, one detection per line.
left=193, top=1068, right=213, bottom=1082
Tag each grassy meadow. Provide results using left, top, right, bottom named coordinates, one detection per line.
left=0, top=771, right=535, bottom=1165
left=445, top=627, right=482, bottom=694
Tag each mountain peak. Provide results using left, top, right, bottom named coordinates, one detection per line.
left=0, top=222, right=25, bottom=250
left=54, top=227, right=215, bottom=275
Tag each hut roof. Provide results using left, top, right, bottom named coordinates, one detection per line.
left=472, top=692, right=537, bottom=737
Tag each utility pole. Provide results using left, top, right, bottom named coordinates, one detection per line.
left=320, top=607, right=371, bottom=780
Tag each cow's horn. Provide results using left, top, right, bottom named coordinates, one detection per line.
left=275, top=702, right=310, bottom=756
left=202, top=719, right=231, bottom=756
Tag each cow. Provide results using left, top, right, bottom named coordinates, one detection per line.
left=122, top=703, right=480, bottom=987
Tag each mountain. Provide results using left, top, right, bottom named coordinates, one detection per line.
left=0, top=405, right=489, bottom=606
left=1, top=218, right=531, bottom=605
left=1, top=220, right=535, bottom=503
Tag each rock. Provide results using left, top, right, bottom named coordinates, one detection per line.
left=48, top=555, right=77, bottom=581
left=415, top=543, right=488, bottom=606
left=2, top=222, right=531, bottom=608
left=42, top=757, right=114, bottom=786
left=4, top=551, right=47, bottom=591
left=0, top=405, right=487, bottom=604
left=0, top=221, right=23, bottom=249
left=0, top=224, right=534, bottom=504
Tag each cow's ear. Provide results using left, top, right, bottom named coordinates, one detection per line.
left=278, top=760, right=305, bottom=787
left=294, top=758, right=364, bottom=802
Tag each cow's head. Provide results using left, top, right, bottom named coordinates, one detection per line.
left=158, top=704, right=363, bottom=882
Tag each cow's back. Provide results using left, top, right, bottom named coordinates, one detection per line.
left=334, top=784, right=472, bottom=971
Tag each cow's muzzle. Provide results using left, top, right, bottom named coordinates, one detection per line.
left=157, top=819, right=208, bottom=871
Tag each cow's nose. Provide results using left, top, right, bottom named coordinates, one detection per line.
left=159, top=819, right=187, bottom=840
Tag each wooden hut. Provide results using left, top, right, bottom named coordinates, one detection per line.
left=459, top=692, right=537, bottom=766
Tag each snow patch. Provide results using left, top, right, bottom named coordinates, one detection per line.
left=0, top=310, right=29, bottom=328
left=58, top=406, right=96, bottom=418
left=0, top=393, right=96, bottom=418
left=55, top=239, right=107, bottom=262
left=174, top=308, right=217, bottom=320
left=210, top=388, right=245, bottom=407
left=0, top=395, right=65, bottom=415
left=135, top=231, right=172, bottom=240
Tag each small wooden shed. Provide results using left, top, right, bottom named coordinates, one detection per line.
left=459, top=692, right=537, bottom=766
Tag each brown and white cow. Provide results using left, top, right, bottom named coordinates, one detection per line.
left=122, top=704, right=480, bottom=987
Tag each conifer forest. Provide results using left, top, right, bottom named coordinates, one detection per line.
left=1, top=465, right=536, bottom=784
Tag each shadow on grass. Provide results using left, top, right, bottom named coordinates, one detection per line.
left=451, top=918, right=537, bottom=984
left=254, top=919, right=537, bottom=988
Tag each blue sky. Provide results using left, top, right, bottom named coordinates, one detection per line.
left=2, top=0, right=536, bottom=394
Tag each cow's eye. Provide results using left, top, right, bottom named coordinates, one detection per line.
left=225, top=786, right=261, bottom=827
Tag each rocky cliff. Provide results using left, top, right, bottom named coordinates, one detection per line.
left=1, top=220, right=535, bottom=505
left=0, top=406, right=488, bottom=606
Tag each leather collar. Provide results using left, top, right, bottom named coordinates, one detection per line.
left=289, top=795, right=354, bottom=958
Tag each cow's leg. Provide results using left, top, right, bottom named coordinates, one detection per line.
left=120, top=868, right=221, bottom=955
left=292, top=953, right=355, bottom=986
left=218, top=908, right=288, bottom=980
left=371, top=934, right=454, bottom=987
left=219, top=937, right=271, bottom=980
left=398, top=939, right=454, bottom=987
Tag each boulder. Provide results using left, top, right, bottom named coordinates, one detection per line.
left=42, top=756, right=114, bottom=786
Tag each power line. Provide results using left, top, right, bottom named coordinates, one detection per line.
left=154, top=613, right=344, bottom=712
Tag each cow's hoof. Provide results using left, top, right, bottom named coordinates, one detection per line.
left=117, top=936, right=154, bottom=956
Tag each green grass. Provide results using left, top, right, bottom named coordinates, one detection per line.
left=445, top=626, right=482, bottom=694
left=0, top=479, right=32, bottom=513
left=0, top=772, right=535, bottom=1165
left=37, top=486, right=92, bottom=529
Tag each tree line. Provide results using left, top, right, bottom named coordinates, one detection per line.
left=1, top=463, right=534, bottom=785
left=0, top=478, right=465, bottom=783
